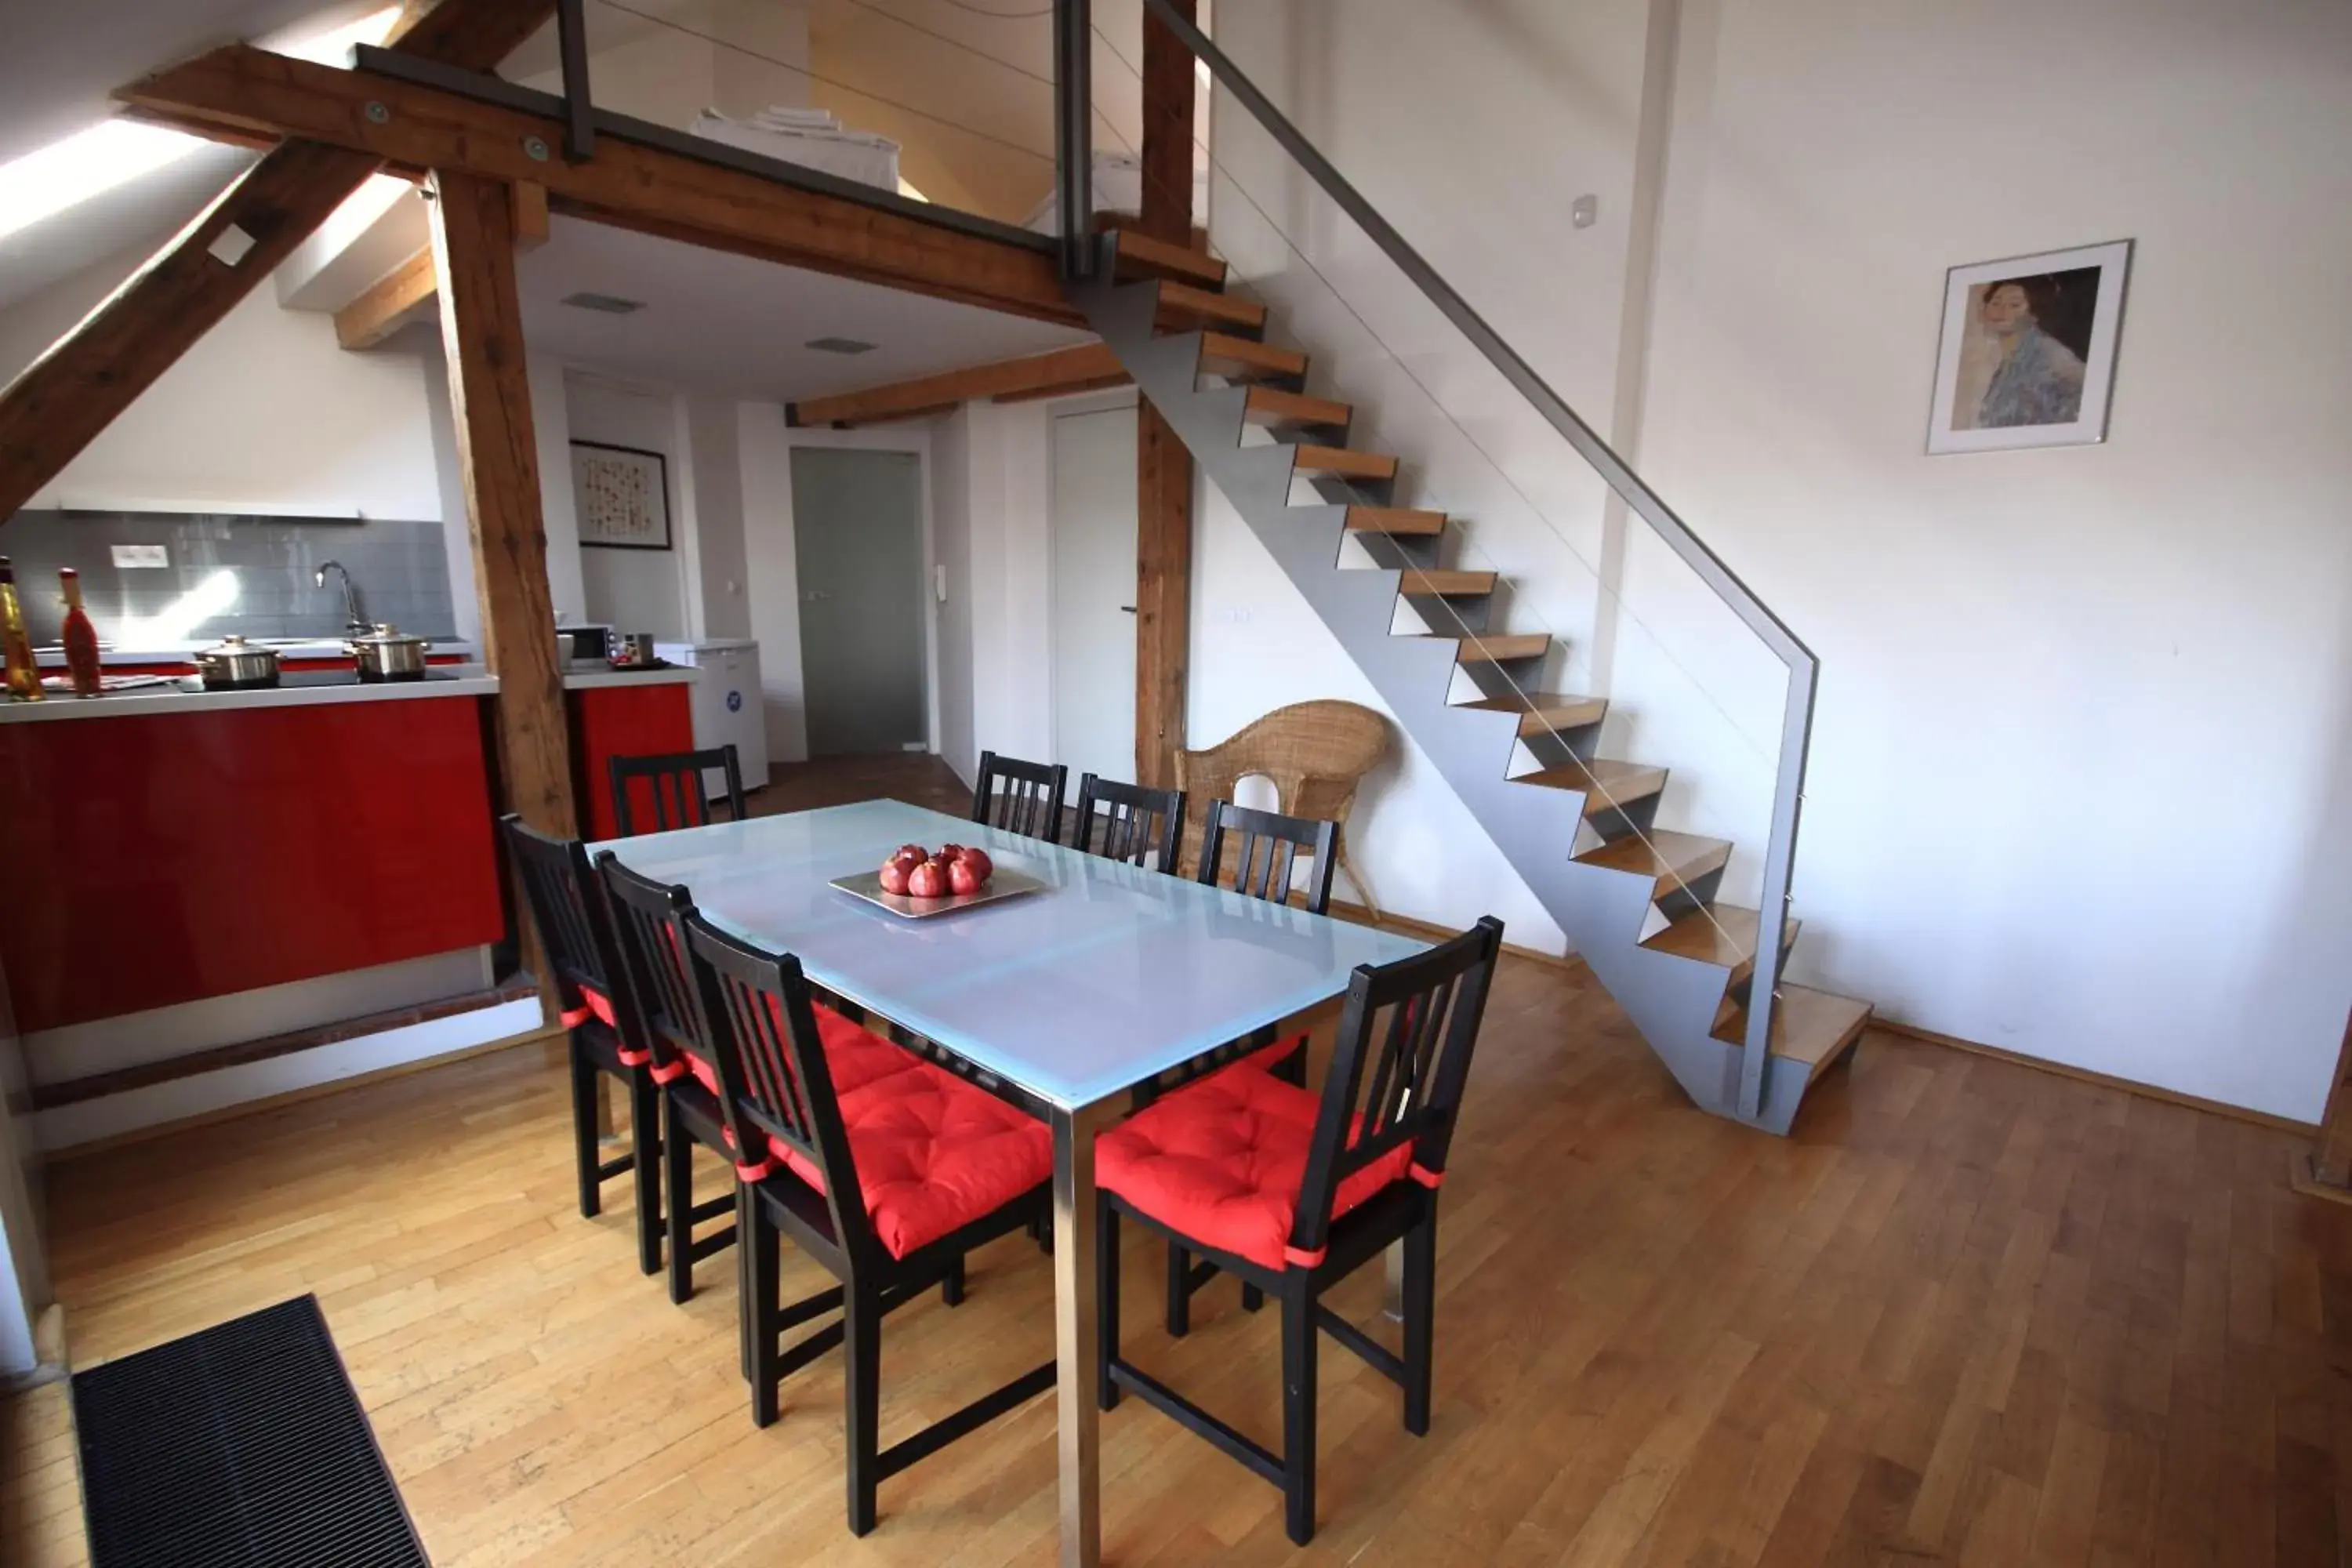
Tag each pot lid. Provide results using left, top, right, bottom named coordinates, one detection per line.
left=349, top=623, right=428, bottom=647
left=195, top=634, right=274, bottom=659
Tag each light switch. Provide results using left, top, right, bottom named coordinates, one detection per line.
left=1571, top=194, right=1598, bottom=230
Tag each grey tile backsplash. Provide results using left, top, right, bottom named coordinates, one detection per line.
left=2, top=511, right=456, bottom=646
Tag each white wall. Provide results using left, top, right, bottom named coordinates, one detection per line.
left=682, top=392, right=753, bottom=641
left=566, top=374, right=693, bottom=637
left=1194, top=0, right=2352, bottom=1119
left=1, top=258, right=444, bottom=521
left=1630, top=0, right=2352, bottom=1120
left=0, top=241, right=598, bottom=647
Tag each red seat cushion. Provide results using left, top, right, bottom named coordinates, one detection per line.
left=1240, top=1033, right=1305, bottom=1073
left=807, top=1003, right=925, bottom=1095
left=1096, top=1064, right=1414, bottom=1271
left=763, top=1059, right=1050, bottom=1260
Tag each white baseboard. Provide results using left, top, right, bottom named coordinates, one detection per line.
left=26, top=947, right=495, bottom=1087
left=36, top=996, right=546, bottom=1153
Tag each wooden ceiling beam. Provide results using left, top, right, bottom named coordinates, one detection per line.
left=118, top=45, right=1078, bottom=329
left=787, top=343, right=1126, bottom=427
left=0, top=0, right=556, bottom=523
left=336, top=246, right=438, bottom=350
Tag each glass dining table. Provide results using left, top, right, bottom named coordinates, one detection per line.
left=593, top=797, right=1423, bottom=1565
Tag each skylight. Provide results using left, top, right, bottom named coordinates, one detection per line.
left=0, top=6, right=403, bottom=245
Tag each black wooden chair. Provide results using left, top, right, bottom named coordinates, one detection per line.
left=1071, top=773, right=1185, bottom=872
left=1158, top=800, right=1349, bottom=1320
left=1197, top=799, right=1339, bottom=915
left=971, top=750, right=1066, bottom=842
left=594, top=852, right=745, bottom=1307
left=677, top=909, right=1057, bottom=1535
left=501, top=815, right=662, bottom=1276
left=1094, top=916, right=1505, bottom=1544
left=611, top=745, right=746, bottom=837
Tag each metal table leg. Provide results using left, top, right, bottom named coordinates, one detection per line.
left=1051, top=1098, right=1116, bottom=1568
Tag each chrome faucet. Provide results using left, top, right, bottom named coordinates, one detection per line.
left=314, top=561, right=370, bottom=637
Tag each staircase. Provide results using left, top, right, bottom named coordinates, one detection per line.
left=1073, top=228, right=1870, bottom=1134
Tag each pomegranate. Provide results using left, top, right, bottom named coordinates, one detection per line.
left=948, top=856, right=983, bottom=896
left=889, top=844, right=927, bottom=869
left=953, top=846, right=993, bottom=884
left=878, top=858, right=911, bottom=895
left=906, top=856, right=950, bottom=899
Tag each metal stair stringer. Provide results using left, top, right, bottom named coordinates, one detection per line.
left=1075, top=262, right=1816, bottom=1131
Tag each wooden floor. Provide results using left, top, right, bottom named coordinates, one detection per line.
left=9, top=781, right=2352, bottom=1563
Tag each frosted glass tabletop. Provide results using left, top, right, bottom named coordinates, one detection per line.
left=590, top=799, right=1425, bottom=1110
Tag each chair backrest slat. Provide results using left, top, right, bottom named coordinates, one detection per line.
left=1197, top=800, right=1338, bottom=916
left=610, top=746, right=748, bottom=837
left=1073, top=773, right=1185, bottom=872
left=677, top=909, right=873, bottom=1260
left=1290, top=918, right=1504, bottom=1261
left=972, top=750, right=1068, bottom=843
left=500, top=815, right=615, bottom=1007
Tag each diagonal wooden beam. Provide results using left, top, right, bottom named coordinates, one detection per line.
left=787, top=343, right=1125, bottom=428
left=119, top=45, right=1078, bottom=329
left=0, top=0, right=556, bottom=523
left=336, top=245, right=438, bottom=350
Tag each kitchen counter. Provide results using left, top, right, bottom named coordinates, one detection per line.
left=31, top=637, right=479, bottom=668
left=0, top=670, right=499, bottom=724
left=561, top=664, right=698, bottom=691
left=0, top=671, right=505, bottom=1037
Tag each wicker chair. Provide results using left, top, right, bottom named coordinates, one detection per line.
left=1174, top=700, right=1390, bottom=916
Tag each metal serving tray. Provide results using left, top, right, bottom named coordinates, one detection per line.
left=828, top=862, right=1049, bottom=920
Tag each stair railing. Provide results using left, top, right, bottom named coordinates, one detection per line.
left=1071, top=0, right=1820, bottom=1119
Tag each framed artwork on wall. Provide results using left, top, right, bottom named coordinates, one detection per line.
left=1926, top=239, right=2132, bottom=455
left=572, top=441, right=672, bottom=549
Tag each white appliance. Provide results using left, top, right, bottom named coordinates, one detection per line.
left=654, top=638, right=771, bottom=799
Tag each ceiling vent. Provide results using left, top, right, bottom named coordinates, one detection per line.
left=804, top=336, right=877, bottom=355
left=561, top=292, right=647, bottom=315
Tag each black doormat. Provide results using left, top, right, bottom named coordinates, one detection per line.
left=70, top=1295, right=428, bottom=1567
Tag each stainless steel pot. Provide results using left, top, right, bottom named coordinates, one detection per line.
left=608, top=632, right=659, bottom=667
left=347, top=623, right=430, bottom=682
left=192, top=634, right=281, bottom=691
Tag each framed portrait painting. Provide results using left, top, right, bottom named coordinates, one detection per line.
left=1926, top=239, right=2132, bottom=455
left=572, top=440, right=672, bottom=549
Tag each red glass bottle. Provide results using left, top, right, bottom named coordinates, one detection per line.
left=59, top=568, right=102, bottom=698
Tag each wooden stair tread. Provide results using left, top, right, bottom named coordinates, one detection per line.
left=1421, top=632, right=1549, bottom=663
left=1293, top=444, right=1399, bottom=481
left=1245, top=386, right=1352, bottom=430
left=1576, top=829, right=1731, bottom=891
left=1344, top=506, right=1445, bottom=536
left=1459, top=691, right=1607, bottom=737
left=1112, top=230, right=1228, bottom=289
left=1515, top=758, right=1668, bottom=815
left=1643, top=904, right=1799, bottom=984
left=1715, top=983, right=1872, bottom=1083
left=1156, top=281, right=1265, bottom=334
left=1200, top=332, right=1305, bottom=382
left=1399, top=568, right=1497, bottom=597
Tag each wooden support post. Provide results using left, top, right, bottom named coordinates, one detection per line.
left=1133, top=0, right=1198, bottom=789
left=426, top=169, right=573, bottom=840
left=1135, top=407, right=1191, bottom=789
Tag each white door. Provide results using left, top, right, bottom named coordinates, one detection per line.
left=1051, top=405, right=1139, bottom=786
